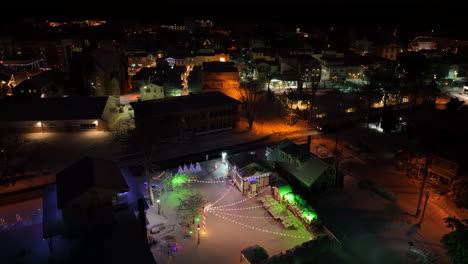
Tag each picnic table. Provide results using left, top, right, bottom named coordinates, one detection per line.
left=259, top=195, right=284, bottom=218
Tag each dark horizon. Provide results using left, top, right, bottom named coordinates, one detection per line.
left=1, top=1, right=465, bottom=28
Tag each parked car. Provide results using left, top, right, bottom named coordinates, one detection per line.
left=147, top=223, right=166, bottom=234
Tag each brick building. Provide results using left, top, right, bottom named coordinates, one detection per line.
left=131, top=91, right=240, bottom=140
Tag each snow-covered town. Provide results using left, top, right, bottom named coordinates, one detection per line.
left=2, top=6, right=468, bottom=264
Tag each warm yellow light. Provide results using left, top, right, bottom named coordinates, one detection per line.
left=37, top=122, right=42, bottom=126
left=219, top=57, right=226, bottom=62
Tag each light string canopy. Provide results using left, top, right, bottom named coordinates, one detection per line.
left=210, top=188, right=269, bottom=209
left=189, top=179, right=226, bottom=184
left=215, top=211, right=295, bottom=220
left=208, top=210, right=313, bottom=239
left=208, top=184, right=235, bottom=207
left=208, top=205, right=265, bottom=211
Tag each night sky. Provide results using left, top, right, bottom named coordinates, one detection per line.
left=2, top=0, right=464, bottom=28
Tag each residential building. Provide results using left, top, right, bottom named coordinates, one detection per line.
left=184, top=50, right=230, bottom=67
left=350, top=38, right=374, bottom=55
left=376, top=43, right=404, bottom=61
left=127, top=52, right=155, bottom=76
left=318, top=52, right=365, bottom=82
left=266, top=139, right=338, bottom=192
left=253, top=59, right=280, bottom=81
left=131, top=92, right=240, bottom=140
left=12, top=68, right=66, bottom=99
left=249, top=48, right=276, bottom=62
left=227, top=153, right=276, bottom=195
left=139, top=83, right=164, bottom=101
left=427, top=154, right=459, bottom=187
left=201, top=61, right=240, bottom=97
left=184, top=19, right=214, bottom=32
left=271, top=54, right=321, bottom=90
left=408, top=36, right=437, bottom=51
left=0, top=96, right=120, bottom=132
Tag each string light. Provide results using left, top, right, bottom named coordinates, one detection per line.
left=210, top=188, right=269, bottom=209
left=208, top=211, right=313, bottom=239
left=209, top=184, right=235, bottom=207
left=215, top=211, right=295, bottom=220
left=189, top=179, right=226, bottom=184
left=208, top=205, right=264, bottom=211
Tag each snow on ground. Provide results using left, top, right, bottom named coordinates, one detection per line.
left=143, top=158, right=312, bottom=264
left=0, top=198, right=42, bottom=227
left=0, top=132, right=114, bottom=194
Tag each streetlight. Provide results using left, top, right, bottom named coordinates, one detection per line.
left=197, top=225, right=200, bottom=245
left=157, top=199, right=160, bottom=215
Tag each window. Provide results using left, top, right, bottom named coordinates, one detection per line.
left=80, top=124, right=97, bottom=129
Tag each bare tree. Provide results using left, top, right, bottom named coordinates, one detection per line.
left=110, top=112, right=137, bottom=153
left=176, top=191, right=206, bottom=224
left=237, top=80, right=259, bottom=130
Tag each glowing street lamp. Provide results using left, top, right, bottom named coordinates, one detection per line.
left=157, top=199, right=160, bottom=215
left=221, top=152, right=227, bottom=161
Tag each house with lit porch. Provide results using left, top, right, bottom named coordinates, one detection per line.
left=227, top=153, right=276, bottom=195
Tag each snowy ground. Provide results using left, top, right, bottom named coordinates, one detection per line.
left=298, top=124, right=468, bottom=263
left=0, top=131, right=114, bottom=194
left=142, top=158, right=312, bottom=264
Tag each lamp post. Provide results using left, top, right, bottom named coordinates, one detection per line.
left=197, top=225, right=200, bottom=245
left=157, top=199, right=160, bottom=215
left=418, top=192, right=430, bottom=226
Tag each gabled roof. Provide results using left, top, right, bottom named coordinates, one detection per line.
left=270, top=139, right=332, bottom=187
left=130, top=91, right=240, bottom=116
left=56, top=157, right=128, bottom=209
left=0, top=96, right=110, bottom=122
left=227, top=153, right=273, bottom=177
left=202, top=61, right=238, bottom=72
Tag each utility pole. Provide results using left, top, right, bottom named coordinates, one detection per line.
left=418, top=191, right=430, bottom=226
left=415, top=155, right=431, bottom=217
left=415, top=173, right=427, bottom=217
left=333, top=131, right=341, bottom=188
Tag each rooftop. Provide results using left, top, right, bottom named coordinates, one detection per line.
left=0, top=96, right=110, bottom=122
left=130, top=91, right=240, bottom=115
left=56, top=157, right=129, bottom=209
left=202, top=61, right=238, bottom=72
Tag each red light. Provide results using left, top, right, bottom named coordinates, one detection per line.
left=182, top=227, right=186, bottom=231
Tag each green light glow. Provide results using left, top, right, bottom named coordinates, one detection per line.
left=171, top=173, right=188, bottom=187
left=284, top=193, right=295, bottom=203
left=277, top=185, right=292, bottom=197
left=302, top=210, right=318, bottom=221
left=189, top=231, right=193, bottom=234
left=195, top=217, right=200, bottom=222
